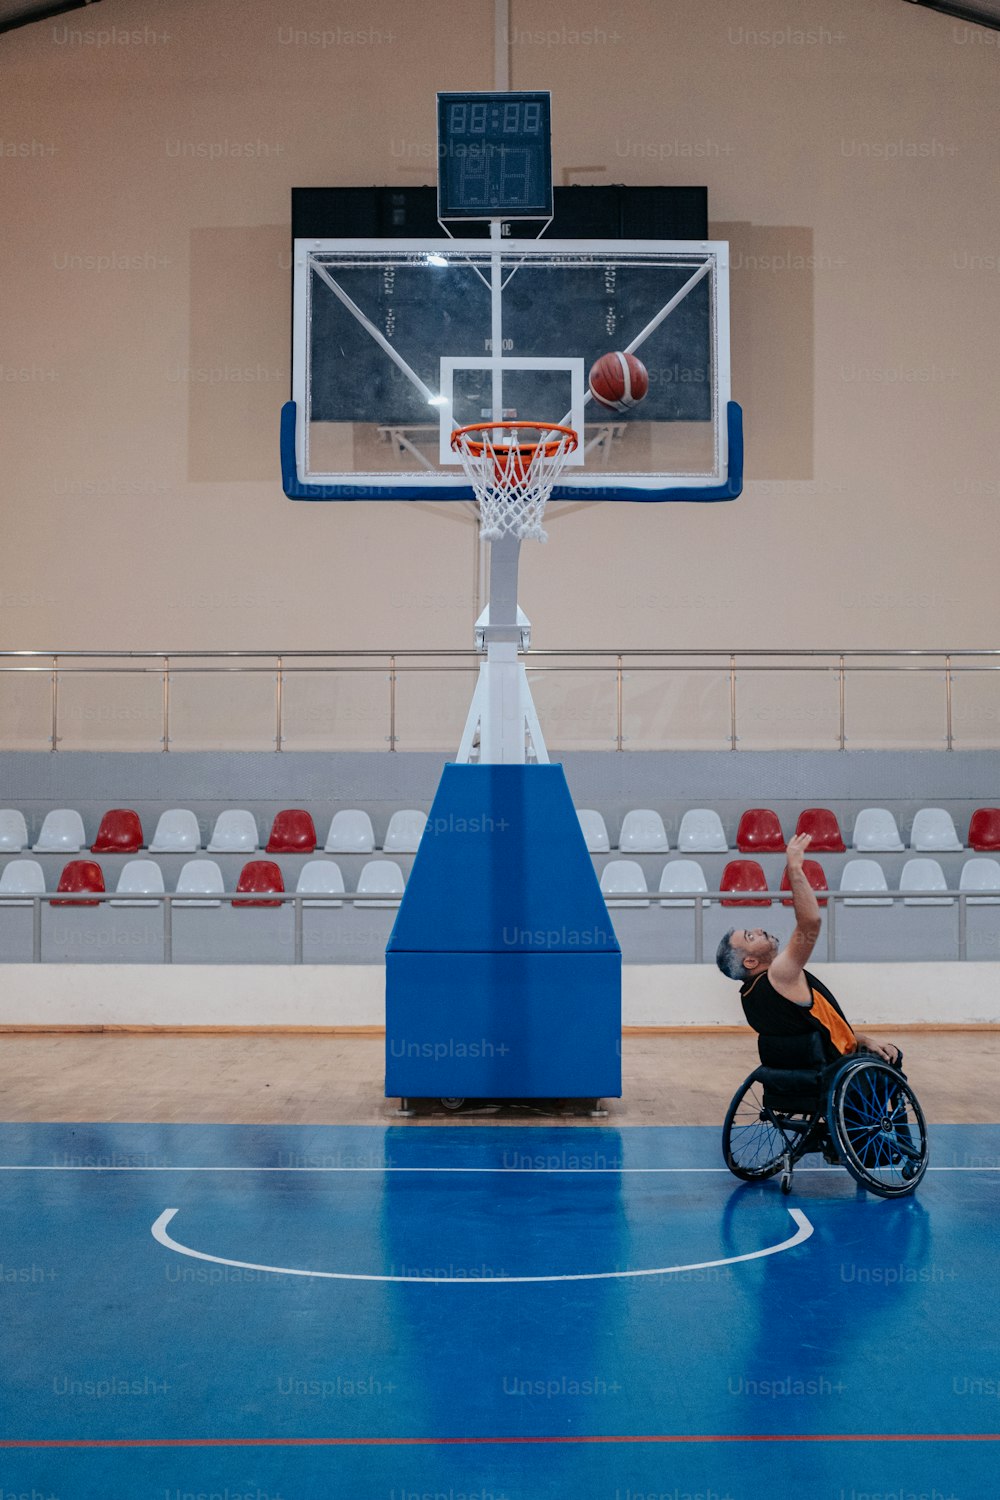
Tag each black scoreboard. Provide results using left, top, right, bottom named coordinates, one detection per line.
left=436, top=90, right=553, bottom=220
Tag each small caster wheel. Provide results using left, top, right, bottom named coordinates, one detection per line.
left=780, top=1172, right=792, bottom=1194
left=439, top=1097, right=466, bottom=1112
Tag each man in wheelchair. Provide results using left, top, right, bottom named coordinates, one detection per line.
left=715, top=832, right=900, bottom=1068
left=715, top=834, right=927, bottom=1196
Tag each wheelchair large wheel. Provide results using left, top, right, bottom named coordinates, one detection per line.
left=723, top=1072, right=821, bottom=1183
left=827, top=1059, right=928, bottom=1198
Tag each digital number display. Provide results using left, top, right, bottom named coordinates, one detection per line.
left=437, top=91, right=552, bottom=219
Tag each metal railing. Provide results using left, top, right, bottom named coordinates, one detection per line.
left=1, top=648, right=999, bottom=752
left=8, top=886, right=993, bottom=964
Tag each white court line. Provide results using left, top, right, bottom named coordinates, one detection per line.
left=150, top=1206, right=814, bottom=1284
left=0, top=1163, right=995, bottom=1173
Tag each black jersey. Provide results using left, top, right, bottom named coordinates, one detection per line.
left=740, top=967, right=856, bottom=1064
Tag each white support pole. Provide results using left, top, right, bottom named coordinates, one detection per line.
left=494, top=0, right=510, bottom=90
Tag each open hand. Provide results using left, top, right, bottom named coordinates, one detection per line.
left=785, top=832, right=812, bottom=870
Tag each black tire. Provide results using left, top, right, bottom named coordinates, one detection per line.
left=722, top=1072, right=820, bottom=1182
left=439, top=1097, right=466, bottom=1112
left=827, top=1059, right=928, bottom=1198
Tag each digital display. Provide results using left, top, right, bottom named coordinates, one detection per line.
left=437, top=91, right=553, bottom=220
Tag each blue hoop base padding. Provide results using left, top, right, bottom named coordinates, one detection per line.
left=281, top=399, right=743, bottom=503
left=385, top=763, right=622, bottom=1100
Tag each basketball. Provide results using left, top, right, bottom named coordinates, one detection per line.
left=588, top=351, right=650, bottom=412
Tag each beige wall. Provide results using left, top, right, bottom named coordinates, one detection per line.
left=2, top=0, right=998, bottom=723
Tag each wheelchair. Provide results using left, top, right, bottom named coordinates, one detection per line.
left=722, top=1032, right=929, bottom=1198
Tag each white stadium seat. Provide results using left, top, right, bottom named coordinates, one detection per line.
left=840, top=859, right=893, bottom=907
left=658, top=859, right=709, bottom=908
left=325, top=810, right=376, bottom=854
left=960, top=857, right=1000, bottom=906
left=599, top=859, right=649, bottom=908
left=618, top=809, right=669, bottom=854
left=577, top=809, right=610, bottom=853
left=900, top=857, right=951, bottom=906
left=296, top=859, right=345, bottom=908
left=112, top=859, right=165, bottom=908
left=33, top=809, right=86, bottom=853
left=0, top=810, right=29, bottom=852
left=383, top=810, right=427, bottom=854
left=150, top=809, right=201, bottom=853
left=174, top=859, right=225, bottom=908
left=0, top=859, right=45, bottom=905
left=851, top=808, right=904, bottom=852
left=909, top=808, right=962, bottom=852
left=207, top=810, right=259, bottom=853
left=356, top=859, right=405, bottom=908
left=676, top=809, right=728, bottom=853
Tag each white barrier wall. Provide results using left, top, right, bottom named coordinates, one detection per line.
left=1, top=963, right=996, bottom=1029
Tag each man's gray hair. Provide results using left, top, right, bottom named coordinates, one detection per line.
left=716, top=928, right=746, bottom=981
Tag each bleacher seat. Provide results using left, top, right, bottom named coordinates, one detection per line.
left=51, top=859, right=105, bottom=907
left=233, top=859, right=285, bottom=908
left=851, top=808, right=904, bottom=852
left=111, top=859, right=165, bottom=907
left=266, top=809, right=317, bottom=854
left=0, top=859, right=45, bottom=905
left=324, top=810, right=376, bottom=854
left=968, top=808, right=1000, bottom=852
left=736, top=808, right=784, bottom=854
left=0, top=811, right=29, bottom=852
left=960, top=858, right=1000, bottom=905
left=577, top=809, right=610, bottom=853
left=900, top=857, right=951, bottom=906
left=794, top=808, right=845, bottom=852
left=174, top=859, right=224, bottom=908
left=909, top=808, right=962, bottom=852
left=356, top=859, right=405, bottom=908
left=618, top=810, right=669, bottom=854
left=840, top=859, right=892, bottom=907
left=720, top=859, right=770, bottom=907
left=33, top=809, right=86, bottom=853
left=92, top=808, right=144, bottom=854
left=295, top=860, right=345, bottom=908
left=780, top=859, right=828, bottom=907
left=657, top=859, right=708, bottom=908
left=383, top=810, right=427, bottom=853
left=677, top=809, right=727, bottom=853
left=149, top=809, right=201, bottom=853
left=599, top=859, right=650, bottom=908
left=207, top=810, right=259, bottom=854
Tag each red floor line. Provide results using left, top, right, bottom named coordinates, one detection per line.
left=1, top=1433, right=998, bottom=1448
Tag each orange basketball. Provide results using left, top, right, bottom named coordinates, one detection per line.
left=588, top=352, right=650, bottom=412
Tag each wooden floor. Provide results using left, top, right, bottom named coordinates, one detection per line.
left=1, top=1030, right=995, bottom=1125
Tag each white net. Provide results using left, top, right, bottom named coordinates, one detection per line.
left=450, top=423, right=578, bottom=543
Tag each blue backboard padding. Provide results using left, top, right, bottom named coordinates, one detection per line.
left=385, top=951, right=622, bottom=1096
left=386, top=763, right=619, bottom=955
left=281, top=400, right=743, bottom=502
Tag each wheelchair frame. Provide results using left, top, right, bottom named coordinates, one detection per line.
left=723, top=1050, right=929, bottom=1198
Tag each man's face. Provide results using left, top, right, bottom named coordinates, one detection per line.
left=731, top=928, right=780, bottom=973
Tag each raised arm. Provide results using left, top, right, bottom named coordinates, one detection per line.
left=767, top=834, right=821, bottom=1000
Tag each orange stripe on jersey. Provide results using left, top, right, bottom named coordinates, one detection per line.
left=810, top=987, right=856, bottom=1056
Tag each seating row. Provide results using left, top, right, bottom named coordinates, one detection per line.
left=6, top=804, right=999, bottom=858
left=600, top=856, right=1000, bottom=907
left=578, top=806, right=1000, bottom=854
left=0, top=808, right=425, bottom=856
left=0, top=858, right=406, bottom=908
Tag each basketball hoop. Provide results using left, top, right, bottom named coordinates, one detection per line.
left=450, top=421, right=579, bottom=542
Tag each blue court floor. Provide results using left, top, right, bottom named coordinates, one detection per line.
left=2, top=1121, right=998, bottom=1499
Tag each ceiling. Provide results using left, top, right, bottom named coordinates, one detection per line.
left=2, top=0, right=999, bottom=36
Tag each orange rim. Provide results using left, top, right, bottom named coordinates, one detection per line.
left=450, top=421, right=579, bottom=461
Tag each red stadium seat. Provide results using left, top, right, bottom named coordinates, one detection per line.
left=52, top=859, right=105, bottom=907
left=735, top=808, right=784, bottom=853
left=720, top=859, right=771, bottom=907
left=968, top=808, right=1000, bottom=852
left=234, top=859, right=285, bottom=907
left=794, top=808, right=845, bottom=852
left=266, top=809, right=317, bottom=854
left=91, top=808, right=144, bottom=854
left=780, top=859, right=829, bottom=907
